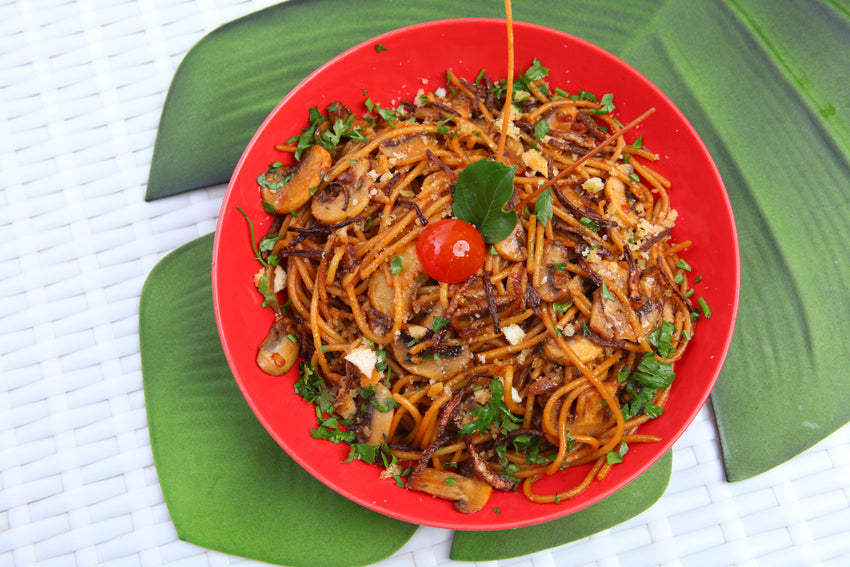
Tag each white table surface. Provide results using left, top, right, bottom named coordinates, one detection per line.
left=2, top=1, right=849, bottom=565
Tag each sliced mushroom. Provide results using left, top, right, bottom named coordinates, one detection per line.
left=604, top=174, right=638, bottom=228
left=367, top=242, right=425, bottom=320
left=533, top=240, right=572, bottom=303
left=542, top=334, right=603, bottom=365
left=311, top=157, right=372, bottom=224
left=493, top=220, right=527, bottom=262
left=358, top=382, right=395, bottom=446
left=256, top=323, right=300, bottom=375
left=261, top=145, right=332, bottom=214
left=391, top=339, right=472, bottom=381
left=568, top=382, right=618, bottom=436
left=589, top=287, right=637, bottom=342
left=406, top=468, right=493, bottom=513
left=379, top=133, right=441, bottom=162
left=326, top=101, right=353, bottom=124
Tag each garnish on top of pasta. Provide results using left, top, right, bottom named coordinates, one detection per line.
left=243, top=58, right=701, bottom=513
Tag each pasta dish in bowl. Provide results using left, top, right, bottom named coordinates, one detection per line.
left=212, top=18, right=739, bottom=530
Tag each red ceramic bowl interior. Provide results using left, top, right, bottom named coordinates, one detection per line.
left=212, top=18, right=740, bottom=530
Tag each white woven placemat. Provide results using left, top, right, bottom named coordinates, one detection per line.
left=2, top=1, right=849, bottom=565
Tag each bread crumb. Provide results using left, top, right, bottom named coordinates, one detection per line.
left=345, top=345, right=377, bottom=378
left=582, top=177, right=605, bottom=193
left=502, top=324, right=526, bottom=346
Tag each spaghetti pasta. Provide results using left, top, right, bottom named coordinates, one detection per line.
left=247, top=60, right=699, bottom=513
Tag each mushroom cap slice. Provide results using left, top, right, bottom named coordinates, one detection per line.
left=311, top=157, right=372, bottom=225
left=493, top=219, right=527, bottom=262
left=261, top=145, right=332, bottom=214
left=359, top=382, right=395, bottom=446
left=367, top=241, right=424, bottom=319
left=256, top=323, right=300, bottom=376
left=406, top=468, right=493, bottom=513
left=391, top=339, right=472, bottom=381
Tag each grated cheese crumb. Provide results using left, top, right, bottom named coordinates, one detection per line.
left=272, top=266, right=287, bottom=293
left=345, top=346, right=377, bottom=378
left=521, top=149, right=548, bottom=177
left=407, top=325, right=429, bottom=339
left=502, top=324, right=526, bottom=346
left=511, top=386, right=522, bottom=404
left=582, top=177, right=605, bottom=194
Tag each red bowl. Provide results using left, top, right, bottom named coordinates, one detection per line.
left=212, top=18, right=740, bottom=530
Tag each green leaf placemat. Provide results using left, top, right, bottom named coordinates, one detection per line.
left=451, top=452, right=671, bottom=561
left=139, top=234, right=417, bottom=567
left=145, top=0, right=850, bottom=483
left=145, top=0, right=663, bottom=201
left=139, top=233, right=672, bottom=564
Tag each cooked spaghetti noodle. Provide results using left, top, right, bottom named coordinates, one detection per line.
left=247, top=61, right=698, bottom=513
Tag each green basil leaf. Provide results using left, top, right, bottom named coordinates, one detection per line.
left=453, top=159, right=518, bottom=243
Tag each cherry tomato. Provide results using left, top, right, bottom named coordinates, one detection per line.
left=416, top=218, right=486, bottom=283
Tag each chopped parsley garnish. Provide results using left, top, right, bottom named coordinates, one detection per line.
left=515, top=58, right=550, bottom=92
left=390, top=254, right=403, bottom=275
left=591, top=93, right=616, bottom=115
left=534, top=187, right=553, bottom=227
left=294, top=362, right=334, bottom=414
left=601, top=280, right=617, bottom=302
left=432, top=316, right=451, bottom=332
left=579, top=216, right=600, bottom=231
left=458, top=378, right=521, bottom=436
left=648, top=320, right=676, bottom=357
left=620, top=322, right=677, bottom=420
left=533, top=119, right=550, bottom=139
left=553, top=301, right=573, bottom=313
left=237, top=206, right=275, bottom=270
left=346, top=443, right=380, bottom=463
left=606, top=440, right=629, bottom=465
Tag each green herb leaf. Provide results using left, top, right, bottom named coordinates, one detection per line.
left=553, top=301, right=573, bottom=313
left=606, top=451, right=623, bottom=465
left=432, top=316, right=451, bottom=332
left=698, top=297, right=712, bottom=319
left=370, top=396, right=400, bottom=413
left=534, top=187, right=553, bottom=227
left=648, top=320, right=676, bottom=357
left=533, top=119, right=550, bottom=139
left=579, top=216, right=600, bottom=232
left=346, top=443, right=380, bottom=463
left=458, top=378, right=521, bottom=436
left=632, top=353, right=675, bottom=389
left=294, top=362, right=334, bottom=414
left=601, top=280, right=616, bottom=302
left=375, top=44, right=388, bottom=53
left=592, top=93, right=616, bottom=115
left=516, top=59, right=550, bottom=93
left=453, top=159, right=518, bottom=243
left=644, top=403, right=665, bottom=418
left=390, top=255, right=403, bottom=275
